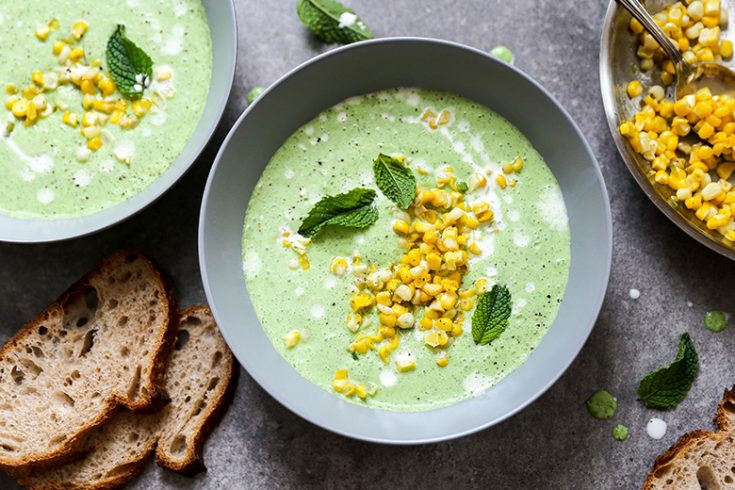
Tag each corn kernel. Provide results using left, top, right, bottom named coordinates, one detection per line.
left=31, top=71, right=44, bottom=86
left=393, top=220, right=410, bottom=234
left=98, top=78, right=116, bottom=97
left=721, top=40, right=734, bottom=58
left=156, top=67, right=173, bottom=81
left=627, top=80, right=644, bottom=98
left=395, top=354, right=416, bottom=372
left=62, top=111, right=78, bottom=127
left=132, top=98, right=152, bottom=117
left=35, top=24, right=51, bottom=41
left=69, top=47, right=85, bottom=62
left=52, top=41, right=66, bottom=56
left=72, top=21, right=88, bottom=40
left=284, top=330, right=301, bottom=349
left=11, top=99, right=29, bottom=118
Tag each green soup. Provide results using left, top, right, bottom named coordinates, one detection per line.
left=0, top=0, right=211, bottom=219
left=242, top=88, right=570, bottom=411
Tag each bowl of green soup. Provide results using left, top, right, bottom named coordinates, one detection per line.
left=0, top=0, right=235, bottom=242
left=200, top=38, right=611, bottom=443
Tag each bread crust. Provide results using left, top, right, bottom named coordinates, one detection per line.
left=0, top=251, right=178, bottom=472
left=643, top=386, right=735, bottom=489
left=13, top=306, right=238, bottom=490
left=154, top=306, right=239, bottom=475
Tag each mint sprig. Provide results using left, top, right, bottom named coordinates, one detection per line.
left=373, top=154, right=416, bottom=210
left=106, top=25, right=153, bottom=100
left=637, top=333, right=699, bottom=410
left=296, top=0, right=373, bottom=45
left=472, top=285, right=512, bottom=345
left=298, top=188, right=378, bottom=238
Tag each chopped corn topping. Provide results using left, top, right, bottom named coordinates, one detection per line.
left=420, top=107, right=452, bottom=130
left=334, top=168, right=494, bottom=389
left=3, top=19, right=175, bottom=162
left=620, top=86, right=735, bottom=241
left=331, top=369, right=377, bottom=400
left=280, top=228, right=312, bottom=269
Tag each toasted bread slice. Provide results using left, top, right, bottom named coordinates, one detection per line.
left=0, top=252, right=177, bottom=471
left=644, top=386, right=735, bottom=489
left=16, top=306, right=238, bottom=490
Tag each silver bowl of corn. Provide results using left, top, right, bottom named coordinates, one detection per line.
left=601, top=0, right=735, bottom=260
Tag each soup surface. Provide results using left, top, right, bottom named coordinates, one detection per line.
left=242, top=88, right=570, bottom=411
left=0, top=0, right=212, bottom=219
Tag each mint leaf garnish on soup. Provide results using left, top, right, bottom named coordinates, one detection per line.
left=106, top=25, right=153, bottom=100
left=298, top=188, right=378, bottom=238
left=637, top=333, right=699, bottom=410
left=373, top=154, right=416, bottom=210
left=471, top=284, right=512, bottom=345
left=296, top=0, right=373, bottom=45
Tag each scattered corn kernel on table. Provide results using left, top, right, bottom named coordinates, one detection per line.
left=1, top=1, right=734, bottom=488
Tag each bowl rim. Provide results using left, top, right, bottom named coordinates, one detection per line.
left=0, top=0, right=238, bottom=243
left=600, top=0, right=735, bottom=261
left=199, top=36, right=612, bottom=444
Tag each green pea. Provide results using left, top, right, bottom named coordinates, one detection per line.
left=490, top=45, right=514, bottom=64
left=705, top=310, right=728, bottom=332
left=247, top=86, right=265, bottom=105
left=612, top=424, right=629, bottom=441
left=586, top=389, right=617, bottom=420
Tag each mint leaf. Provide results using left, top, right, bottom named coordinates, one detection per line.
left=298, top=188, right=378, bottom=238
left=373, top=154, right=416, bottom=210
left=472, top=285, right=512, bottom=345
left=296, top=0, right=373, bottom=45
left=106, top=25, right=153, bottom=100
left=637, top=333, right=699, bottom=410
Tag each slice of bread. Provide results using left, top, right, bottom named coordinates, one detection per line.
left=644, top=386, right=735, bottom=489
left=0, top=251, right=177, bottom=471
left=16, top=306, right=238, bottom=490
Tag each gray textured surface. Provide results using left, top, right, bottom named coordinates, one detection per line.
left=1, top=0, right=734, bottom=489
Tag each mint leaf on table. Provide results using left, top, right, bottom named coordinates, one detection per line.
left=106, top=25, right=153, bottom=100
left=472, top=285, right=512, bottom=345
left=636, top=333, right=699, bottom=410
left=296, top=0, right=373, bottom=45
left=373, top=154, right=416, bottom=209
left=298, top=188, right=378, bottom=238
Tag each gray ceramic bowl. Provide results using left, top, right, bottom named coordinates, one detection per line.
left=199, top=38, right=611, bottom=444
left=0, top=0, right=237, bottom=243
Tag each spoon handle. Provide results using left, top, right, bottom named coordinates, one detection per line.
left=615, top=0, right=686, bottom=69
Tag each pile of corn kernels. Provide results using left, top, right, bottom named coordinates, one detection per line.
left=331, top=164, right=509, bottom=399
left=620, top=0, right=735, bottom=241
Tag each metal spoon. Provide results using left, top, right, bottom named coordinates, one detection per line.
left=616, top=0, right=735, bottom=98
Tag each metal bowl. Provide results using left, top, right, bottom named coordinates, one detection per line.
left=199, top=38, right=611, bottom=444
left=600, top=0, right=735, bottom=260
left=0, top=0, right=237, bottom=243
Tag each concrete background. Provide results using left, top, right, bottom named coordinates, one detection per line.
left=2, top=0, right=734, bottom=488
